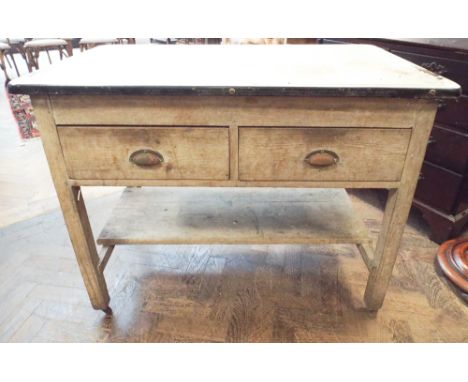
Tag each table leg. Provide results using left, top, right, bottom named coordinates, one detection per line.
left=364, top=188, right=412, bottom=309
left=364, top=101, right=437, bottom=310
left=66, top=185, right=110, bottom=310
left=32, top=96, right=110, bottom=311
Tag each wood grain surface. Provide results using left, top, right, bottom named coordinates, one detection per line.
left=58, top=126, right=230, bottom=180
left=239, top=127, right=411, bottom=181
left=97, top=187, right=370, bottom=246
left=51, top=96, right=419, bottom=128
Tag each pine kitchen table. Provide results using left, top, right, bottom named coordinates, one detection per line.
left=8, top=44, right=461, bottom=313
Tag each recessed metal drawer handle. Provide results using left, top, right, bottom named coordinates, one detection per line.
left=304, top=150, right=339, bottom=168
left=129, top=149, right=164, bottom=167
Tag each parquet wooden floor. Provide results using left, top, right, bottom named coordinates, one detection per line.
left=0, top=189, right=466, bottom=342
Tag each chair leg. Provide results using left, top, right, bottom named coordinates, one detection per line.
left=65, top=40, right=73, bottom=56
left=33, top=49, right=39, bottom=70
left=25, top=48, right=34, bottom=72
left=5, top=53, right=12, bottom=68
left=30, top=48, right=40, bottom=70
left=0, top=52, right=11, bottom=83
left=46, top=49, right=52, bottom=64
left=25, top=49, right=32, bottom=72
left=10, top=54, right=20, bottom=77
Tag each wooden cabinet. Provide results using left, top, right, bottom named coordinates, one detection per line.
left=320, top=38, right=468, bottom=243
left=424, top=125, right=468, bottom=173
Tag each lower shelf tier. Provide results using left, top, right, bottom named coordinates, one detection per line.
left=97, top=187, right=371, bottom=246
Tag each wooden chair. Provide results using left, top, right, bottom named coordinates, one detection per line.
left=0, top=41, right=12, bottom=83
left=24, top=38, right=69, bottom=72
left=79, top=38, right=119, bottom=51
left=0, top=38, right=26, bottom=79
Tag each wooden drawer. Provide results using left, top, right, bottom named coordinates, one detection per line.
left=58, top=126, right=230, bottom=180
left=238, top=127, right=411, bottom=181
left=425, top=125, right=468, bottom=174
left=415, top=162, right=464, bottom=214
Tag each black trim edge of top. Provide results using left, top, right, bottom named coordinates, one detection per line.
left=6, top=84, right=462, bottom=98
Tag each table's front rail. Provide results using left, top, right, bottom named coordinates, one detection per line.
left=50, top=95, right=417, bottom=128
left=47, top=95, right=426, bottom=189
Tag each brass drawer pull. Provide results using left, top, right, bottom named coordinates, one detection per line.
left=304, top=150, right=339, bottom=168
left=129, top=149, right=164, bottom=167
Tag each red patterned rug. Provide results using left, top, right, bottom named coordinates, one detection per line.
left=7, top=90, right=40, bottom=139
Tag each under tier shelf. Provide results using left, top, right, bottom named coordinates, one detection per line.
left=97, top=187, right=371, bottom=246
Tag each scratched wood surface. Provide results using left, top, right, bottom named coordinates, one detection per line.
left=97, top=187, right=370, bottom=246
left=1, top=189, right=467, bottom=342
left=239, top=127, right=411, bottom=181
left=50, top=96, right=419, bottom=128
left=58, top=126, right=230, bottom=180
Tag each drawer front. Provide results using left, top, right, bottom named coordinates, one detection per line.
left=425, top=125, right=468, bottom=174
left=415, top=162, right=463, bottom=214
left=392, top=50, right=468, bottom=93
left=238, top=127, right=411, bottom=181
left=58, top=126, right=230, bottom=180
left=436, top=95, right=468, bottom=132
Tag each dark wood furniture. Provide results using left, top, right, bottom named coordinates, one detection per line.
left=320, top=38, right=468, bottom=243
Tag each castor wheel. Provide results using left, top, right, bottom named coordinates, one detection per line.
left=102, top=306, right=113, bottom=315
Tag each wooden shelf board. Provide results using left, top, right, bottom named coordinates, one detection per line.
left=97, top=187, right=371, bottom=246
